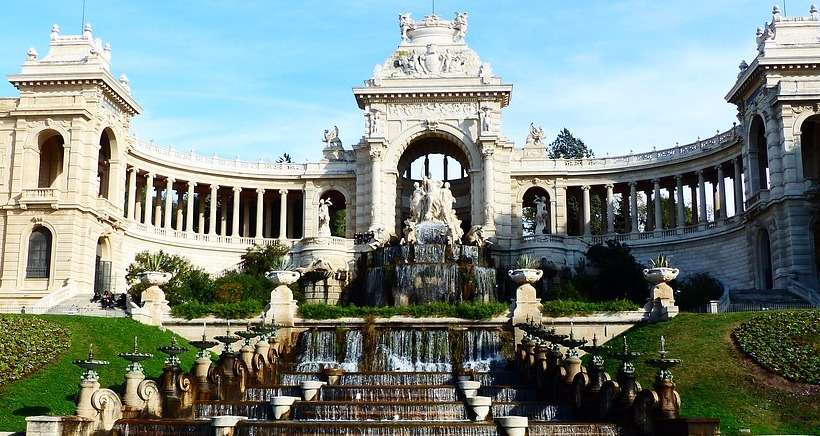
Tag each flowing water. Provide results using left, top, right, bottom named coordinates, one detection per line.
left=293, top=401, right=469, bottom=421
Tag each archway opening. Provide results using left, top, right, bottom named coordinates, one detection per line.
left=522, top=186, right=550, bottom=236
left=26, top=226, right=52, bottom=279
left=37, top=131, right=64, bottom=189
left=758, top=228, right=773, bottom=289
left=814, top=221, right=820, bottom=280
left=397, top=135, right=471, bottom=235
left=321, top=190, right=347, bottom=237
left=94, top=237, right=112, bottom=296
left=749, top=115, right=769, bottom=192
left=800, top=115, right=820, bottom=181
left=98, top=129, right=113, bottom=199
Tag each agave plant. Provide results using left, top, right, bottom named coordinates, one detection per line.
left=515, top=254, right=540, bottom=269
left=274, top=255, right=295, bottom=271
left=649, top=254, right=671, bottom=269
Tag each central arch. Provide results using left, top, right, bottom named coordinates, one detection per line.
left=393, top=131, right=475, bottom=236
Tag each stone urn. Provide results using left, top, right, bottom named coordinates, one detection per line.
left=466, top=396, right=492, bottom=421
left=264, top=270, right=301, bottom=327
left=643, top=267, right=680, bottom=320
left=508, top=269, right=543, bottom=335
left=495, top=415, right=528, bottom=436
left=135, top=271, right=173, bottom=326
left=300, top=380, right=326, bottom=401
left=271, top=396, right=300, bottom=420
left=456, top=380, right=481, bottom=399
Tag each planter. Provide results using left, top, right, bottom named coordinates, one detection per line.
left=642, top=267, right=679, bottom=285
left=456, top=380, right=481, bottom=398
left=300, top=380, right=326, bottom=401
left=495, top=416, right=528, bottom=436
left=137, top=271, right=172, bottom=287
left=466, top=396, right=492, bottom=421
left=507, top=268, right=543, bottom=285
left=265, top=270, right=301, bottom=287
left=271, top=396, right=300, bottom=420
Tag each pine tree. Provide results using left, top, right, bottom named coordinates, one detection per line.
left=547, top=128, right=594, bottom=159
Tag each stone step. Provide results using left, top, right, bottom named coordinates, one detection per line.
left=729, top=288, right=810, bottom=305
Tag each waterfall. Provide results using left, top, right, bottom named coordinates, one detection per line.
left=340, top=329, right=363, bottom=371
left=365, top=267, right=387, bottom=306
left=377, top=329, right=452, bottom=372
left=462, top=329, right=504, bottom=371
left=294, top=330, right=339, bottom=372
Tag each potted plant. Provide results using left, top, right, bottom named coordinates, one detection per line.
left=136, top=252, right=173, bottom=286
left=264, top=256, right=300, bottom=287
left=643, top=254, right=679, bottom=285
left=508, top=254, right=543, bottom=285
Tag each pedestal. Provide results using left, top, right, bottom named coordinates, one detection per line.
left=75, top=379, right=100, bottom=418
left=122, top=370, right=145, bottom=410
left=265, top=285, right=298, bottom=327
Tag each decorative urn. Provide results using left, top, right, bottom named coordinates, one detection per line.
left=507, top=268, right=543, bottom=286
left=137, top=271, right=173, bottom=287
left=265, top=270, right=301, bottom=287
left=642, top=267, right=679, bottom=286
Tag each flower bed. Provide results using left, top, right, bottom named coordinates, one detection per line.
left=0, top=315, right=68, bottom=385
left=298, top=302, right=509, bottom=320
left=541, top=299, right=639, bottom=317
left=733, top=310, right=820, bottom=384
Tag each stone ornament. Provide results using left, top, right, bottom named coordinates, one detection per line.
left=525, top=123, right=545, bottom=147
left=388, top=102, right=478, bottom=119
left=643, top=255, right=680, bottom=320
left=322, top=125, right=342, bottom=149
left=533, top=195, right=549, bottom=234
left=317, top=197, right=333, bottom=237
left=402, top=176, right=463, bottom=245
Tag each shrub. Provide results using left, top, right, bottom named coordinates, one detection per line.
left=171, top=300, right=264, bottom=320
left=733, top=311, right=820, bottom=384
left=239, top=243, right=290, bottom=278
left=298, top=302, right=508, bottom=320
left=0, top=316, right=69, bottom=385
left=541, top=299, right=639, bottom=317
left=673, top=273, right=724, bottom=310
left=583, top=241, right=647, bottom=303
left=214, top=271, right=272, bottom=303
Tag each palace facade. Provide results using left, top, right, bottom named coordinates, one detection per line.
left=0, top=7, right=818, bottom=309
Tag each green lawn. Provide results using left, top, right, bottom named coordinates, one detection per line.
left=0, top=315, right=197, bottom=432
left=604, top=312, right=820, bottom=435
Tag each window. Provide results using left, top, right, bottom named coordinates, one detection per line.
left=26, top=226, right=52, bottom=279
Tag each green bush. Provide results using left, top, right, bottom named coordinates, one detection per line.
left=171, top=299, right=264, bottom=320
left=126, top=250, right=208, bottom=305
left=733, top=311, right=820, bottom=384
left=298, top=302, right=508, bottom=320
left=0, top=316, right=68, bottom=385
left=673, top=273, right=724, bottom=310
left=541, top=299, right=639, bottom=317
left=583, top=241, right=647, bottom=303
left=239, top=243, right=290, bottom=278
left=214, top=271, right=272, bottom=303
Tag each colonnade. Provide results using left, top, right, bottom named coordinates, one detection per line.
left=123, top=166, right=303, bottom=240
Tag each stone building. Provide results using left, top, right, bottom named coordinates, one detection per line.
left=0, top=8, right=818, bottom=309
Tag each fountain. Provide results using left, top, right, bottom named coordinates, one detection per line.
left=73, top=344, right=109, bottom=419
left=119, top=338, right=156, bottom=414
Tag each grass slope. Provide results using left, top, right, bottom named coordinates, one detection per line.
left=0, top=315, right=197, bottom=432
left=606, top=312, right=820, bottom=435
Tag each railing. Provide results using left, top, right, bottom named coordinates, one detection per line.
left=20, top=187, right=61, bottom=206
left=720, top=302, right=815, bottom=312
left=131, top=140, right=308, bottom=173
left=126, top=221, right=297, bottom=248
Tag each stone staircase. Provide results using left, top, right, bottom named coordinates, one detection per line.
left=725, top=287, right=815, bottom=309
left=45, top=294, right=126, bottom=317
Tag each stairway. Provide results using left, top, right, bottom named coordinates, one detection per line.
left=728, top=288, right=813, bottom=306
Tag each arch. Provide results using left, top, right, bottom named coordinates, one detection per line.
left=386, top=122, right=481, bottom=172
left=94, top=235, right=113, bottom=295
left=756, top=227, right=774, bottom=289
left=522, top=186, right=551, bottom=236
left=26, top=225, right=53, bottom=279
left=748, top=114, right=769, bottom=192
left=36, top=129, right=65, bottom=189
left=798, top=114, right=820, bottom=181
left=319, top=189, right=348, bottom=237
left=97, top=129, right=113, bottom=199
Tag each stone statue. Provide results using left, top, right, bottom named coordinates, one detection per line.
left=322, top=126, right=342, bottom=149
left=465, top=225, right=490, bottom=247
left=441, top=182, right=463, bottom=243
left=478, top=63, right=493, bottom=83
left=452, top=12, right=468, bottom=42
left=533, top=195, right=548, bottom=234
left=410, top=182, right=425, bottom=221
left=369, top=109, right=384, bottom=136
left=480, top=106, right=493, bottom=133
left=403, top=176, right=463, bottom=245
left=526, top=123, right=545, bottom=147
left=399, top=13, right=415, bottom=43
left=318, top=198, right=333, bottom=237
left=423, top=176, right=443, bottom=221
left=422, top=44, right=442, bottom=75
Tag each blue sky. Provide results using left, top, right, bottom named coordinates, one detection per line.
left=0, top=1, right=785, bottom=161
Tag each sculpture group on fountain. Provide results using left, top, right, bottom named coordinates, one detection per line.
left=403, top=176, right=463, bottom=245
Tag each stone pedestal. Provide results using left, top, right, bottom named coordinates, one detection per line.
left=122, top=370, right=145, bottom=410
left=509, top=269, right=544, bottom=343
left=132, top=272, right=173, bottom=326
left=265, top=271, right=301, bottom=327
left=212, top=416, right=245, bottom=436
left=643, top=267, right=680, bottom=321
left=75, top=378, right=100, bottom=418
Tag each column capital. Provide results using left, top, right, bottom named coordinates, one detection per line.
left=210, top=184, right=220, bottom=192
left=674, top=174, right=683, bottom=182
left=256, top=187, right=266, bottom=195
left=481, top=147, right=495, bottom=158
left=734, top=155, right=742, bottom=164
left=166, top=177, right=175, bottom=185
left=628, top=180, right=638, bottom=188
left=279, top=189, right=289, bottom=196
left=652, top=178, right=661, bottom=185
left=714, top=164, right=724, bottom=172
left=581, top=184, right=590, bottom=191
left=187, top=180, right=197, bottom=188
left=605, top=183, right=614, bottom=189
left=127, top=166, right=138, bottom=174
left=696, top=169, right=705, bottom=176
left=144, top=172, right=154, bottom=179
left=232, top=186, right=242, bottom=193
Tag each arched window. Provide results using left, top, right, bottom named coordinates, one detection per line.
left=26, top=226, right=52, bottom=279
left=98, top=129, right=113, bottom=199
left=522, top=186, right=550, bottom=236
left=800, top=115, right=820, bottom=181
left=758, top=228, right=773, bottom=289
left=749, top=115, right=769, bottom=192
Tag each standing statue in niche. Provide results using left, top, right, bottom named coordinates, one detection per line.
left=423, top=176, right=443, bottom=221
left=410, top=182, right=425, bottom=222
left=533, top=195, right=549, bottom=234
left=318, top=198, right=333, bottom=237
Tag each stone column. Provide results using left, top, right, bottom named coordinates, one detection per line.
left=208, top=185, right=219, bottom=235
left=644, top=189, right=654, bottom=230
left=675, top=175, right=685, bottom=228
left=629, top=181, right=638, bottom=232
left=716, top=164, right=726, bottom=220
left=127, top=167, right=137, bottom=220
left=697, top=170, right=707, bottom=224
left=279, top=189, right=288, bottom=240
left=653, top=179, right=662, bottom=231
left=186, top=182, right=196, bottom=232
left=370, top=148, right=383, bottom=230
left=605, top=184, right=615, bottom=234
left=482, top=147, right=496, bottom=229
left=164, top=177, right=174, bottom=229
left=734, top=156, right=744, bottom=215
left=255, top=188, right=265, bottom=240
left=582, top=185, right=591, bottom=235
left=690, top=184, right=698, bottom=224
left=144, top=173, right=154, bottom=226
left=232, top=187, right=242, bottom=237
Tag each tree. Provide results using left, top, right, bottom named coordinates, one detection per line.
left=239, top=242, right=290, bottom=278
left=276, top=153, right=293, bottom=163
left=547, top=128, right=594, bottom=159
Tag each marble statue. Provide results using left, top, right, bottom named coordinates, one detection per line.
left=422, top=176, right=443, bottom=221
left=533, top=195, right=548, bottom=234
left=452, top=12, right=468, bottom=42
left=322, top=126, right=342, bottom=149
left=369, top=109, right=384, bottom=136
left=480, top=106, right=493, bottom=133
left=404, top=176, right=463, bottom=245
left=526, top=123, right=545, bottom=147
left=410, top=182, right=425, bottom=221
left=318, top=198, right=333, bottom=237
left=399, top=13, right=415, bottom=43
left=465, top=225, right=489, bottom=248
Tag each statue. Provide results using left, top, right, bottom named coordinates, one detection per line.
left=322, top=126, right=342, bottom=149
left=399, top=13, right=415, bottom=43
left=533, top=195, right=548, bottom=234
left=480, top=106, right=493, bottom=133
left=478, top=63, right=493, bottom=84
left=452, top=12, right=468, bottom=42
left=368, top=109, right=384, bottom=136
left=403, top=176, right=463, bottom=245
left=422, top=176, right=443, bottom=221
left=526, top=123, right=545, bottom=147
left=441, top=182, right=463, bottom=243
left=465, top=225, right=490, bottom=248
left=410, top=182, right=425, bottom=221
left=318, top=198, right=333, bottom=237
